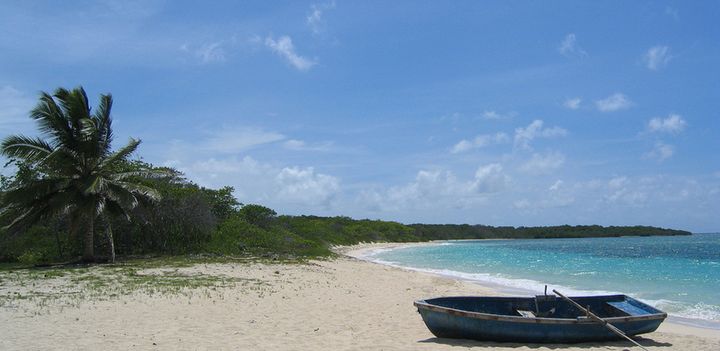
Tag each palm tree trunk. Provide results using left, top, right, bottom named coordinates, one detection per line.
left=105, top=222, right=115, bottom=263
left=82, top=214, right=94, bottom=262
left=52, top=218, right=63, bottom=258
left=54, top=229, right=63, bottom=258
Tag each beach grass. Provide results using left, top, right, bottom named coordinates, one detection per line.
left=0, top=255, right=312, bottom=315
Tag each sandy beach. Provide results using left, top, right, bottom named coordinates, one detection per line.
left=1, top=244, right=718, bottom=350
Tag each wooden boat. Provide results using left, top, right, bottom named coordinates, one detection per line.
left=414, top=294, right=666, bottom=343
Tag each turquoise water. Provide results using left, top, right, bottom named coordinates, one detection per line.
left=366, top=233, right=720, bottom=328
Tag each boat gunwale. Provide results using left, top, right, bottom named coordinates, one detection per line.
left=414, top=295, right=668, bottom=325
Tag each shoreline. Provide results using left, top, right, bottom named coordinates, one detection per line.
left=338, top=241, right=720, bottom=335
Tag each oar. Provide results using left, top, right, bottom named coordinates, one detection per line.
left=552, top=289, right=649, bottom=351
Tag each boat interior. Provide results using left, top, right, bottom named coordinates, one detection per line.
left=422, top=295, right=661, bottom=319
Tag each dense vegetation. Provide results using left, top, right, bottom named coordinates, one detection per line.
left=0, top=86, right=692, bottom=265
left=0, top=158, right=691, bottom=264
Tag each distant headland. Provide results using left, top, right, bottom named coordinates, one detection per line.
left=408, top=223, right=692, bottom=240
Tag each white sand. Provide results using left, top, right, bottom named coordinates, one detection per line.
left=1, top=245, right=718, bottom=350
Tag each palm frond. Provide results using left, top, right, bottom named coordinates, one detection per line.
left=2, top=178, right=70, bottom=206
left=80, top=117, right=98, bottom=140
left=95, top=197, right=107, bottom=217
left=0, top=135, right=54, bottom=162
left=112, top=168, right=172, bottom=181
left=78, top=117, right=102, bottom=160
left=29, top=92, right=74, bottom=147
left=54, top=88, right=97, bottom=160
left=99, top=138, right=141, bottom=170
left=41, top=146, right=83, bottom=176
left=111, top=180, right=162, bottom=203
left=82, top=174, right=107, bottom=195
left=105, top=182, right=140, bottom=210
left=2, top=185, right=77, bottom=230
left=93, top=94, right=114, bottom=153
left=3, top=207, right=42, bottom=230
left=54, top=87, right=90, bottom=133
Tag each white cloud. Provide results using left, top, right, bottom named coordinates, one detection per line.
left=520, top=152, right=566, bottom=174
left=384, top=170, right=458, bottom=210
left=0, top=86, right=35, bottom=133
left=284, top=139, right=306, bottom=150
left=192, top=156, right=269, bottom=178
left=482, top=111, right=502, bottom=120
left=481, top=110, right=515, bottom=120
left=558, top=33, right=587, bottom=57
left=283, top=139, right=334, bottom=152
left=307, top=8, right=322, bottom=31
left=160, top=126, right=343, bottom=210
left=178, top=156, right=340, bottom=208
left=647, top=114, right=686, bottom=134
left=513, top=199, right=531, bottom=209
left=363, top=164, right=508, bottom=211
left=472, top=163, right=509, bottom=193
left=644, top=45, right=671, bottom=70
left=514, top=120, right=568, bottom=150
left=357, top=172, right=718, bottom=230
left=276, top=166, right=340, bottom=206
left=450, top=140, right=472, bottom=153
left=513, top=179, right=577, bottom=210
left=265, top=35, right=316, bottom=71
left=180, top=42, right=227, bottom=64
left=563, top=97, right=581, bottom=110
left=306, top=1, right=335, bottom=34
left=608, top=176, right=628, bottom=190
left=511, top=192, right=575, bottom=211
left=549, top=180, right=564, bottom=191
left=605, top=188, right=648, bottom=207
left=603, top=177, right=648, bottom=207
left=543, top=181, right=575, bottom=208
left=195, top=42, right=226, bottom=64
left=203, top=128, right=285, bottom=153
left=595, top=93, right=632, bottom=112
left=644, top=142, right=674, bottom=161
left=451, top=132, right=509, bottom=153
left=182, top=157, right=277, bottom=202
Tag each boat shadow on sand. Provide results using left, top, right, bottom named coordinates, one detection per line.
left=419, top=335, right=673, bottom=349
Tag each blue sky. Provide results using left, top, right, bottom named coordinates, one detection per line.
left=1, top=1, right=719, bottom=232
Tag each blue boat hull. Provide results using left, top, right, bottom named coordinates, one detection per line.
left=415, top=295, right=666, bottom=343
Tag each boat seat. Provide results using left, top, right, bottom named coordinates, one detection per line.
left=606, top=301, right=642, bottom=316
left=516, top=309, right=536, bottom=318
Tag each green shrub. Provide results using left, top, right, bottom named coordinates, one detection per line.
left=0, top=225, right=70, bottom=263
left=238, top=204, right=277, bottom=228
left=208, top=217, right=329, bottom=257
left=17, top=250, right=44, bottom=265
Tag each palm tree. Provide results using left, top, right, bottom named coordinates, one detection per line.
left=0, top=86, right=162, bottom=262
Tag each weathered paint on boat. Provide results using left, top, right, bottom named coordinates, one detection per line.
left=414, top=295, right=666, bottom=343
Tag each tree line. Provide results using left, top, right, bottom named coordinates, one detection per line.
left=0, top=87, right=691, bottom=265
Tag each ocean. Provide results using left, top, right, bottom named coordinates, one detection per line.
left=363, top=233, right=720, bottom=329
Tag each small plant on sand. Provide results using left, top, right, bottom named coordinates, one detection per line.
left=0, top=258, right=273, bottom=315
